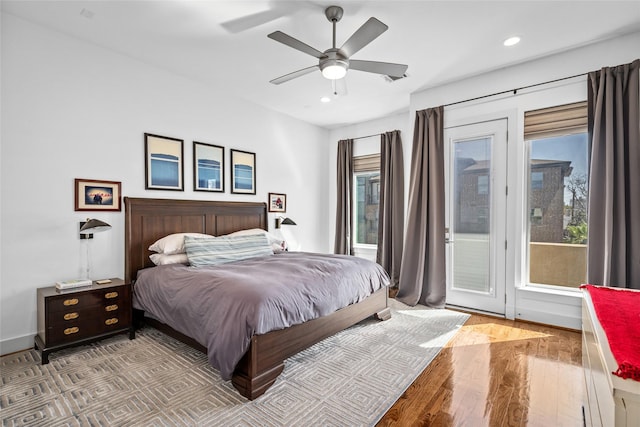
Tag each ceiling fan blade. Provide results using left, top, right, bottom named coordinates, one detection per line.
left=221, top=9, right=285, bottom=33
left=270, top=65, right=319, bottom=85
left=349, top=60, right=408, bottom=77
left=268, top=31, right=326, bottom=59
left=340, top=18, right=388, bottom=58
left=221, top=2, right=326, bottom=33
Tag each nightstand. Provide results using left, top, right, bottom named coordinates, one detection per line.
left=34, top=278, right=134, bottom=364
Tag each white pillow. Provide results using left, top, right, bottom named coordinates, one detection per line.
left=226, top=228, right=287, bottom=253
left=149, top=232, right=214, bottom=255
left=149, top=253, right=189, bottom=265
left=184, top=234, right=273, bottom=267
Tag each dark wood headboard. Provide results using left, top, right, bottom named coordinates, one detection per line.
left=124, top=197, right=268, bottom=283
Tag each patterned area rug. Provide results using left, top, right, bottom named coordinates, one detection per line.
left=1, top=300, right=469, bottom=426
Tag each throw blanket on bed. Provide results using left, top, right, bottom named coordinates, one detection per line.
left=581, top=284, right=640, bottom=381
left=133, top=252, right=390, bottom=380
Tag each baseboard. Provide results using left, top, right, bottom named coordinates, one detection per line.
left=515, top=307, right=581, bottom=330
left=445, top=304, right=505, bottom=318
left=0, top=334, right=33, bottom=356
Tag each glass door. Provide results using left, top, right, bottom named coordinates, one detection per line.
left=444, top=119, right=507, bottom=315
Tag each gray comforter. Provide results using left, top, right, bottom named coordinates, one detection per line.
left=133, top=252, right=390, bottom=380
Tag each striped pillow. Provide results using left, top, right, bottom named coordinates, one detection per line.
left=184, top=234, right=273, bottom=267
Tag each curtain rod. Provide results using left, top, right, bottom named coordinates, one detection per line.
left=351, top=129, right=401, bottom=141
left=352, top=133, right=381, bottom=141
left=350, top=72, right=587, bottom=137
left=443, top=72, right=587, bottom=108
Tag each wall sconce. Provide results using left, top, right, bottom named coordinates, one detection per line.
left=275, top=216, right=296, bottom=229
left=79, top=218, right=112, bottom=239
left=79, top=218, right=111, bottom=279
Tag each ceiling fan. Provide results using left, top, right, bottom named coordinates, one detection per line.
left=267, top=5, right=408, bottom=85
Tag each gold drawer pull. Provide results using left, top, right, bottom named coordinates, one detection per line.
left=105, top=292, right=118, bottom=299
left=64, top=327, right=79, bottom=335
left=63, top=312, right=79, bottom=320
left=105, top=304, right=118, bottom=312
left=63, top=298, right=79, bottom=306
left=105, top=318, right=119, bottom=326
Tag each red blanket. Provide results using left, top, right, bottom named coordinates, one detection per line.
left=582, top=284, right=640, bottom=381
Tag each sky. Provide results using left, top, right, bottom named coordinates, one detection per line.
left=530, top=133, right=588, bottom=179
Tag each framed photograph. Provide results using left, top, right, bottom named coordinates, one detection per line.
left=193, top=141, right=224, bottom=192
left=268, top=193, right=286, bottom=212
left=145, top=133, right=184, bottom=191
left=230, top=149, right=256, bottom=194
left=74, top=178, right=121, bottom=211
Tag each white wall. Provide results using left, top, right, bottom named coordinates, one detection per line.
left=409, top=31, right=640, bottom=329
left=0, top=13, right=329, bottom=354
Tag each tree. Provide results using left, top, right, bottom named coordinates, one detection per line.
left=566, top=173, right=588, bottom=226
left=564, top=173, right=588, bottom=244
left=565, top=222, right=588, bottom=244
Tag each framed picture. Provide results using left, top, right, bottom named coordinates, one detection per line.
left=230, top=149, right=256, bottom=194
left=74, top=178, right=121, bottom=211
left=144, top=133, right=184, bottom=191
left=268, top=193, right=286, bottom=212
left=193, top=141, right=224, bottom=192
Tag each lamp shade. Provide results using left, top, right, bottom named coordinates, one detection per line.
left=80, top=218, right=112, bottom=234
left=281, top=217, right=296, bottom=226
left=275, top=216, right=296, bottom=229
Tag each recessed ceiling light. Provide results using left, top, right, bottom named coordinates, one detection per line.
left=503, top=36, right=521, bottom=47
left=320, top=96, right=331, bottom=103
left=79, top=8, right=94, bottom=19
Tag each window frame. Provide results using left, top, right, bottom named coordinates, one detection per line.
left=523, top=101, right=588, bottom=292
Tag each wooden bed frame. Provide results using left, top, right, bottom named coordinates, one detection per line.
left=124, top=197, right=390, bottom=400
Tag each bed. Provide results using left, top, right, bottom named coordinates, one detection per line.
left=124, top=197, right=391, bottom=400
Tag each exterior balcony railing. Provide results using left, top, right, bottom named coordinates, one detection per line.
left=529, top=242, right=587, bottom=288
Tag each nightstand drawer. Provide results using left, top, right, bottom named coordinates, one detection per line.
left=47, top=293, right=101, bottom=313
left=47, top=299, right=128, bottom=326
left=46, top=285, right=128, bottom=313
left=47, top=312, right=131, bottom=345
left=47, top=318, right=95, bottom=345
left=48, top=307, right=98, bottom=328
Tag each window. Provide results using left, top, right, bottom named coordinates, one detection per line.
left=531, top=172, right=543, bottom=190
left=524, top=101, right=588, bottom=289
left=477, top=175, right=488, bottom=195
left=353, top=154, right=380, bottom=246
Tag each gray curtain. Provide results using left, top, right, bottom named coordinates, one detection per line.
left=396, top=107, right=446, bottom=307
left=334, top=139, right=354, bottom=255
left=587, top=59, right=640, bottom=289
left=377, top=130, right=405, bottom=287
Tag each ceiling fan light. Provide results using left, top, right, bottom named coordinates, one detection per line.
left=321, top=63, right=347, bottom=80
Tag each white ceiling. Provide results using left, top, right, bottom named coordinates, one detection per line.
left=4, top=1, right=640, bottom=129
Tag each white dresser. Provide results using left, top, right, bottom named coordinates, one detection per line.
left=582, top=289, right=640, bottom=427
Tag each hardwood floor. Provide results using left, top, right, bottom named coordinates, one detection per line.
left=377, top=310, right=584, bottom=427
